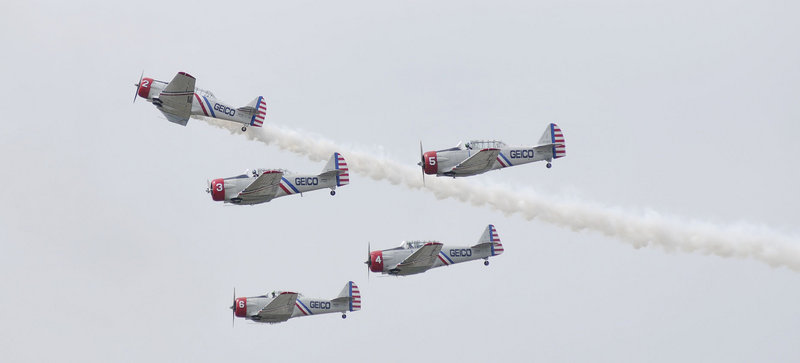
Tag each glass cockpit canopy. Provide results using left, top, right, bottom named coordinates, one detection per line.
left=401, top=240, right=439, bottom=249
left=464, top=140, right=507, bottom=150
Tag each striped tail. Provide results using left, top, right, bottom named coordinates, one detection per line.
left=249, top=96, right=267, bottom=127
left=489, top=224, right=504, bottom=256
left=550, top=123, right=566, bottom=159
left=337, top=281, right=361, bottom=312
left=334, top=152, right=349, bottom=186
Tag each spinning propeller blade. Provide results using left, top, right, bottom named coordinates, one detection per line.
left=419, top=141, right=426, bottom=186
left=231, top=287, right=236, bottom=327
left=133, top=70, right=143, bottom=104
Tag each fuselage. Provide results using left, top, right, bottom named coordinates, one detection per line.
left=369, top=241, right=503, bottom=276
left=137, top=77, right=256, bottom=126
left=211, top=170, right=336, bottom=205
left=423, top=142, right=555, bottom=177
left=234, top=293, right=350, bottom=323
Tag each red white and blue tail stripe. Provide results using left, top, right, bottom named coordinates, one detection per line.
left=489, top=224, right=504, bottom=256
left=335, top=153, right=349, bottom=187
left=551, top=123, right=566, bottom=159
left=250, top=96, right=267, bottom=127
left=348, top=281, right=361, bottom=312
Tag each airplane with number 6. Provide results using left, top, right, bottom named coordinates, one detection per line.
left=418, top=123, right=566, bottom=178
left=365, top=224, right=504, bottom=276
left=208, top=152, right=349, bottom=205
left=133, top=71, right=267, bottom=131
left=231, top=281, right=361, bottom=324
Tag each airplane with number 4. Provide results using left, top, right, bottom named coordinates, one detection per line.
left=231, top=281, right=361, bottom=323
left=133, top=71, right=267, bottom=131
left=365, top=224, right=504, bottom=276
left=418, top=123, right=566, bottom=178
left=208, top=152, right=349, bottom=205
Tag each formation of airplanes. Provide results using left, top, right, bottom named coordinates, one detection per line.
left=136, top=71, right=567, bottom=324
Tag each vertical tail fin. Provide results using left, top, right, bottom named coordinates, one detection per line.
left=246, top=96, right=267, bottom=127
left=476, top=224, right=504, bottom=256
left=537, top=123, right=566, bottom=159
left=337, top=281, right=361, bottom=312
left=322, top=152, right=350, bottom=186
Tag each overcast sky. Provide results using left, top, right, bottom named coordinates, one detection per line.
left=1, top=1, right=799, bottom=362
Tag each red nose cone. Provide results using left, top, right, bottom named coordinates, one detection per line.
left=422, top=151, right=438, bottom=175
left=210, top=179, right=225, bottom=201
left=137, top=77, right=154, bottom=99
left=234, top=297, right=247, bottom=317
left=369, top=251, right=384, bottom=273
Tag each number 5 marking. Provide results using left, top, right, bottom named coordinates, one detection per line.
left=428, top=157, right=436, bottom=166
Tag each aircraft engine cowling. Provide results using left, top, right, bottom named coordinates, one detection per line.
left=422, top=151, right=438, bottom=175
left=210, top=178, right=225, bottom=201
left=137, top=77, right=154, bottom=99
left=234, top=297, right=247, bottom=317
left=369, top=251, right=384, bottom=273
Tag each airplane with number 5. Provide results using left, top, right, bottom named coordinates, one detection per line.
left=231, top=281, right=361, bottom=324
left=418, top=123, right=566, bottom=178
left=207, top=152, right=349, bottom=205
left=365, top=224, right=504, bottom=276
left=133, top=71, right=267, bottom=131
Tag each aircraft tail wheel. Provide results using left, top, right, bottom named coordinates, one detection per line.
left=241, top=126, right=247, bottom=132
left=546, top=162, right=552, bottom=169
left=484, top=260, right=490, bottom=266
left=330, top=190, right=336, bottom=196
left=342, top=314, right=347, bottom=319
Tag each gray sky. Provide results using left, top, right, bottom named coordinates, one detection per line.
left=1, top=1, right=799, bottom=362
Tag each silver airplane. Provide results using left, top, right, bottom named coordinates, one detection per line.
left=365, top=225, right=504, bottom=276
left=133, top=71, right=267, bottom=132
left=231, top=281, right=361, bottom=323
left=419, top=123, right=566, bottom=178
left=207, top=153, right=349, bottom=205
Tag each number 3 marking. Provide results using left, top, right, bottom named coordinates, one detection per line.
left=215, top=183, right=223, bottom=192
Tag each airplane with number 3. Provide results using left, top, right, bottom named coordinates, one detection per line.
left=133, top=71, right=267, bottom=131
left=208, top=152, right=349, bottom=205
left=231, top=281, right=361, bottom=323
left=418, top=123, right=566, bottom=178
left=365, top=225, right=504, bottom=276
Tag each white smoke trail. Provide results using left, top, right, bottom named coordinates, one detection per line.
left=197, top=116, right=800, bottom=272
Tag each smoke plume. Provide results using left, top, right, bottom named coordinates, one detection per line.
left=197, top=116, right=800, bottom=272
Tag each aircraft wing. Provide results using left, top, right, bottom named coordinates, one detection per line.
left=156, top=72, right=196, bottom=126
left=236, top=170, right=283, bottom=203
left=395, top=242, right=443, bottom=274
left=254, top=292, right=298, bottom=323
left=449, top=148, right=500, bottom=175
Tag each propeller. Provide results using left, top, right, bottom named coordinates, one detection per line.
left=230, top=287, right=236, bottom=327
left=364, top=242, right=371, bottom=281
left=418, top=141, right=426, bottom=186
left=133, top=70, right=144, bottom=103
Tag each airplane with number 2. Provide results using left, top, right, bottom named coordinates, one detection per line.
left=365, top=225, right=504, bottom=276
left=419, top=123, right=566, bottom=178
left=133, top=71, right=267, bottom=131
left=231, top=281, right=361, bottom=323
left=208, top=152, right=349, bottom=205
